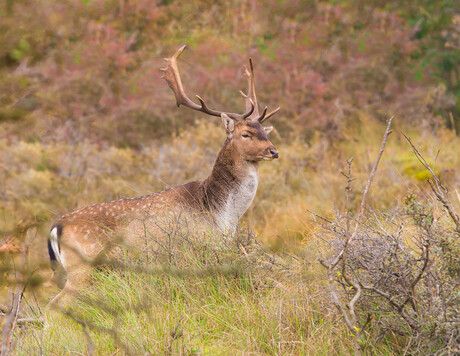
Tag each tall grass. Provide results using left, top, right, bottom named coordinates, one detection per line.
left=14, top=229, right=398, bottom=355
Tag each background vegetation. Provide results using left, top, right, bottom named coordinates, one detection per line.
left=1, top=0, right=459, bottom=354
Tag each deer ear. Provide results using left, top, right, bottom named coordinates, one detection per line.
left=221, top=113, right=235, bottom=135
left=263, top=126, right=273, bottom=134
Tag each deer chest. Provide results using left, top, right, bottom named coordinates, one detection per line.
left=216, top=168, right=259, bottom=233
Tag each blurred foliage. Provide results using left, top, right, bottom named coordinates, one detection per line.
left=0, top=0, right=459, bottom=237
left=397, top=152, right=441, bottom=181
left=0, top=0, right=459, bottom=143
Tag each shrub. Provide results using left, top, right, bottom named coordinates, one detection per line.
left=318, top=125, right=460, bottom=355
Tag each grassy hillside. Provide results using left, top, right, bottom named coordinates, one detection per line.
left=1, top=0, right=459, bottom=354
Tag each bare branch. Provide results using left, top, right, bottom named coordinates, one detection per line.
left=349, top=116, right=394, bottom=244
left=402, top=132, right=460, bottom=232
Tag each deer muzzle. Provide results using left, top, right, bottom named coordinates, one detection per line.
left=264, top=145, right=279, bottom=159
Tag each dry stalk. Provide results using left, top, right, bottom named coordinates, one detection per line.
left=319, top=116, right=394, bottom=354
left=350, top=116, right=394, bottom=243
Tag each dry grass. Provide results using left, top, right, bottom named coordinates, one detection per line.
left=9, top=228, right=366, bottom=355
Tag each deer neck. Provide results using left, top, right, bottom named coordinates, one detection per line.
left=203, top=139, right=259, bottom=234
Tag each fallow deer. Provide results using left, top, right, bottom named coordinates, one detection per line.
left=47, top=45, right=280, bottom=302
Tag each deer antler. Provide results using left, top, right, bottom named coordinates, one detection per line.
left=258, top=106, right=281, bottom=123
left=161, top=45, right=254, bottom=121
left=240, top=58, right=280, bottom=123
left=240, top=59, right=259, bottom=118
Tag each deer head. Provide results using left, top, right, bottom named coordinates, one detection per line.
left=161, top=45, right=280, bottom=162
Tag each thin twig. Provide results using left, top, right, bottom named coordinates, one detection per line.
left=402, top=132, right=460, bottom=232
left=326, top=116, right=394, bottom=270
left=305, top=209, right=333, bottom=224
left=350, top=116, right=394, bottom=243
left=0, top=290, right=23, bottom=356
left=0, top=236, right=14, bottom=250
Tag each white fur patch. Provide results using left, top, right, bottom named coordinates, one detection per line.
left=50, top=227, right=65, bottom=267
left=215, top=165, right=258, bottom=234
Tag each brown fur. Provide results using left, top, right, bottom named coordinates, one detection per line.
left=52, top=120, right=275, bottom=239
left=47, top=120, right=278, bottom=304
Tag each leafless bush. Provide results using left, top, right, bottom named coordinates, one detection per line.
left=323, top=207, right=459, bottom=353
left=318, top=121, right=460, bottom=355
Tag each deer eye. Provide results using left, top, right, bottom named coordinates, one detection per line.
left=242, top=134, right=251, bottom=138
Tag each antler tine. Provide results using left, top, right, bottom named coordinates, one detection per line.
left=242, top=98, right=255, bottom=119
left=241, top=58, right=259, bottom=119
left=256, top=106, right=268, bottom=122
left=161, top=45, right=199, bottom=109
left=195, top=95, right=212, bottom=113
left=259, top=107, right=281, bottom=123
left=241, top=58, right=280, bottom=123
left=161, top=45, right=252, bottom=121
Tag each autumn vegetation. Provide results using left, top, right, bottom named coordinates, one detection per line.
left=1, top=0, right=459, bottom=355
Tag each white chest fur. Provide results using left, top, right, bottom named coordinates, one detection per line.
left=214, top=165, right=259, bottom=234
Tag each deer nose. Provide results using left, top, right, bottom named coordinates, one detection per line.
left=268, top=146, right=279, bottom=159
